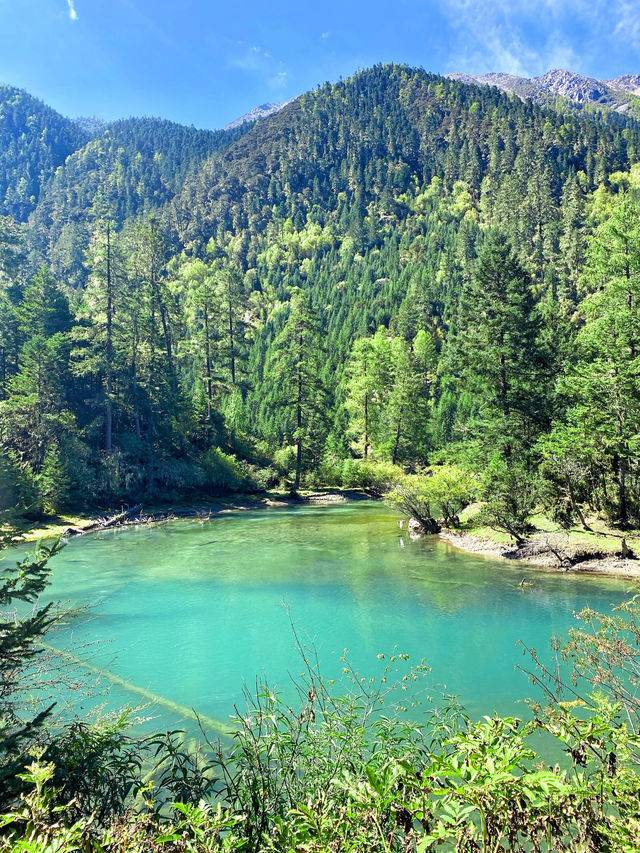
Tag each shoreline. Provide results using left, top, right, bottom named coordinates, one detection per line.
left=439, top=528, right=640, bottom=580
left=6, top=488, right=372, bottom=543
left=10, top=496, right=640, bottom=581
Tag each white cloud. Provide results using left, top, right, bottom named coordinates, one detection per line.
left=612, top=0, right=640, bottom=51
left=227, top=42, right=289, bottom=90
left=66, top=0, right=77, bottom=21
left=269, top=71, right=288, bottom=89
left=438, top=0, right=594, bottom=76
left=228, top=45, right=272, bottom=72
left=438, top=0, right=640, bottom=75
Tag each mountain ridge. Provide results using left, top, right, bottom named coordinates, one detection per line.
left=446, top=68, right=640, bottom=116
left=222, top=100, right=292, bottom=129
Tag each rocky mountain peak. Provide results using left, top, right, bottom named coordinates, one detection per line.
left=445, top=67, right=640, bottom=115
left=532, top=69, right=611, bottom=103
left=223, top=101, right=290, bottom=130
left=607, top=74, right=640, bottom=95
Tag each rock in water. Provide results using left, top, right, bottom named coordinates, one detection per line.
left=408, top=516, right=441, bottom=537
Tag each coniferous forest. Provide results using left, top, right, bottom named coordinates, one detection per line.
left=2, top=63, right=640, bottom=530
left=6, top=62, right=640, bottom=851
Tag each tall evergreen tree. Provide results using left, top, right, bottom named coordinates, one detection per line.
left=74, top=219, right=125, bottom=454
left=452, top=230, right=549, bottom=461
left=555, top=191, right=640, bottom=525
left=269, top=289, right=325, bottom=489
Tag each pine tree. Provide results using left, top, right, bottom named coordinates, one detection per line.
left=0, top=539, right=62, bottom=808
left=558, top=191, right=640, bottom=525
left=74, top=219, right=126, bottom=454
left=453, top=229, right=549, bottom=461
left=343, top=331, right=389, bottom=459
left=269, top=289, right=325, bottom=489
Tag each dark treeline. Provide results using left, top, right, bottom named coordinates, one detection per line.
left=1, top=64, right=640, bottom=526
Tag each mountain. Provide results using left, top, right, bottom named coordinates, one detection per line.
left=223, top=101, right=290, bottom=129
left=607, top=74, right=640, bottom=95
left=174, top=64, right=639, bottom=254
left=446, top=68, right=640, bottom=117
left=0, top=84, right=88, bottom=220
left=71, top=116, right=109, bottom=136
left=29, top=116, right=250, bottom=286
left=6, top=63, right=636, bottom=294
left=3, top=62, right=640, bottom=513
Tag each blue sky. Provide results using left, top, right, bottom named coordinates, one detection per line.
left=0, top=0, right=639, bottom=129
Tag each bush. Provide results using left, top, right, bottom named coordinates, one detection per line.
left=389, top=466, right=475, bottom=527
left=387, top=466, right=476, bottom=530
left=307, top=453, right=344, bottom=488
left=248, top=465, right=280, bottom=491
left=387, top=478, right=436, bottom=527
left=95, top=447, right=152, bottom=504
left=39, top=436, right=94, bottom=514
left=6, top=639, right=640, bottom=852
left=424, top=465, right=476, bottom=526
left=341, top=459, right=404, bottom=494
left=272, top=445, right=297, bottom=479
left=200, top=448, right=247, bottom=494
left=479, top=458, right=538, bottom=544
left=0, top=452, right=41, bottom=519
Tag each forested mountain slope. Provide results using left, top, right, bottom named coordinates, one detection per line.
left=0, top=85, right=88, bottom=221
left=3, top=62, right=640, bottom=527
left=172, top=65, right=640, bottom=443
left=175, top=64, right=639, bottom=264
left=29, top=117, right=249, bottom=287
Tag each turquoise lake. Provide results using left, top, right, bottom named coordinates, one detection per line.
left=11, top=501, right=631, bottom=733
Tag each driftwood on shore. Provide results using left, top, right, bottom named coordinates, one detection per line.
left=65, top=504, right=144, bottom=536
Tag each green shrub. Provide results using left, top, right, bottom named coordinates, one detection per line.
left=341, top=459, right=404, bottom=494
left=246, top=465, right=280, bottom=491
left=387, top=477, right=436, bottom=526
left=6, top=653, right=640, bottom=852
left=200, top=448, right=246, bottom=494
left=0, top=452, right=41, bottom=519
left=272, top=445, right=297, bottom=479
left=388, top=466, right=476, bottom=527
left=479, top=457, right=538, bottom=543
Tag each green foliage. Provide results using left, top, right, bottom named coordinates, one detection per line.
left=0, top=452, right=40, bottom=519
left=549, top=188, right=640, bottom=527
left=388, top=477, right=438, bottom=528
left=0, top=86, right=88, bottom=221
left=387, top=466, right=473, bottom=529
left=200, top=448, right=247, bottom=494
left=479, top=459, right=539, bottom=544
left=6, top=615, right=640, bottom=851
left=4, top=63, right=640, bottom=525
left=0, top=539, right=62, bottom=808
left=268, top=289, right=327, bottom=489
left=3, top=545, right=640, bottom=851
left=389, top=466, right=476, bottom=527
left=343, top=327, right=435, bottom=464
left=340, top=458, right=404, bottom=494
left=452, top=229, right=550, bottom=462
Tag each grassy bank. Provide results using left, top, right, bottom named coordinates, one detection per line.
left=440, top=502, right=640, bottom=578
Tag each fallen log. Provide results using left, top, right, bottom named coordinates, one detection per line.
left=67, top=504, right=144, bottom=536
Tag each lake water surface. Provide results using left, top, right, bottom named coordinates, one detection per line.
left=14, top=501, right=630, bottom=732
